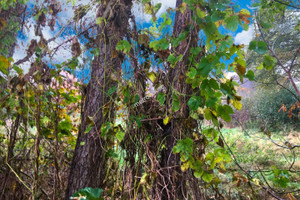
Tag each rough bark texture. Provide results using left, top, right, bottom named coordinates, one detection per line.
left=0, top=3, right=26, bottom=200
left=158, top=0, right=204, bottom=199
left=65, top=0, right=132, bottom=199
left=0, top=3, right=25, bottom=57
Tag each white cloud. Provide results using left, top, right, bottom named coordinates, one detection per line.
left=132, top=0, right=176, bottom=22
left=234, top=24, right=255, bottom=45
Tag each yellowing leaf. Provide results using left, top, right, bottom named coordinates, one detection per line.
left=181, top=162, right=190, bottom=172
left=196, top=8, right=205, bottom=18
left=232, top=100, right=242, bottom=110
left=179, top=2, right=187, bottom=13
left=163, top=116, right=170, bottom=125
left=147, top=72, right=156, bottom=83
left=38, top=84, right=44, bottom=91
left=239, top=9, right=250, bottom=16
left=0, top=18, right=7, bottom=31
left=0, top=55, right=10, bottom=69
left=144, top=3, right=153, bottom=15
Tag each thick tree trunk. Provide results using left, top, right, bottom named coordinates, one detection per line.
left=65, top=0, right=132, bottom=199
left=158, top=0, right=203, bottom=199
left=0, top=3, right=26, bottom=200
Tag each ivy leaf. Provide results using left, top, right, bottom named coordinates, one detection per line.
left=224, top=15, right=239, bottom=32
left=144, top=3, right=153, bottom=15
left=116, top=40, right=131, bottom=54
left=96, top=17, right=106, bottom=25
left=187, top=67, right=197, bottom=79
left=153, top=3, right=162, bottom=14
left=107, top=86, right=117, bottom=96
left=196, top=8, right=206, bottom=18
left=204, top=108, right=212, bottom=120
left=72, top=187, right=103, bottom=200
left=202, top=172, right=213, bottom=183
left=116, top=130, right=125, bottom=142
left=172, top=94, right=180, bottom=112
left=203, top=22, right=218, bottom=36
left=157, top=92, right=165, bottom=106
left=84, top=124, right=92, bottom=134
left=197, top=57, right=212, bottom=77
left=163, top=116, right=170, bottom=125
left=187, top=96, right=201, bottom=111
left=232, top=99, right=242, bottom=110
left=249, top=40, right=268, bottom=55
left=167, top=54, right=177, bottom=65
left=245, top=70, right=255, bottom=81
left=209, top=79, right=219, bottom=90
left=263, top=55, right=276, bottom=70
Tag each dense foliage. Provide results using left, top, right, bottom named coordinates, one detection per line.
left=0, top=0, right=299, bottom=199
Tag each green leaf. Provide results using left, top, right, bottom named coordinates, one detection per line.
left=96, top=17, right=106, bottom=25
left=187, top=67, right=197, bottom=79
left=58, top=120, right=72, bottom=135
left=80, top=141, right=85, bottom=146
left=107, top=86, right=117, bottom=96
left=245, top=70, right=255, bottom=81
left=204, top=108, right=212, bottom=120
left=197, top=57, right=212, bottom=77
left=249, top=40, right=268, bottom=54
left=196, top=8, right=205, bottom=18
left=187, top=96, right=201, bottom=111
left=209, top=79, right=219, bottom=90
left=84, top=124, right=92, bottom=134
left=224, top=15, right=239, bottom=32
left=157, top=92, right=165, bottom=106
left=153, top=3, right=162, bottom=14
left=211, top=12, right=225, bottom=22
left=202, top=172, right=213, bottom=183
left=172, top=94, right=180, bottom=112
left=72, top=187, right=103, bottom=200
left=167, top=54, right=177, bottom=65
left=194, top=170, right=204, bottom=178
left=203, top=22, right=218, bottom=36
left=116, top=40, right=131, bottom=54
left=116, top=130, right=125, bottom=142
left=263, top=55, right=276, bottom=70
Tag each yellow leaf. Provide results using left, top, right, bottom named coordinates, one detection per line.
left=38, top=84, right=44, bottom=91
left=163, top=116, right=170, bottom=125
left=144, top=3, right=153, bottom=15
left=180, top=162, right=190, bottom=172
left=239, top=9, right=250, bottom=16
left=179, top=2, right=187, bottom=14
left=147, top=72, right=156, bottom=83
left=252, top=178, right=260, bottom=186
left=232, top=100, right=242, bottom=110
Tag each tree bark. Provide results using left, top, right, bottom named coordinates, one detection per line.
left=158, top=0, right=204, bottom=199
left=65, top=0, right=133, bottom=199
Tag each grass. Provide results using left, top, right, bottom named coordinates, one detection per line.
left=210, top=127, right=300, bottom=198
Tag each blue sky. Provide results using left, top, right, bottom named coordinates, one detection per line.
left=13, top=0, right=256, bottom=81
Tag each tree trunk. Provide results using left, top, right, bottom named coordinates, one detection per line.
left=65, top=0, right=132, bottom=199
left=0, top=3, right=26, bottom=200
left=158, top=0, right=203, bottom=199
